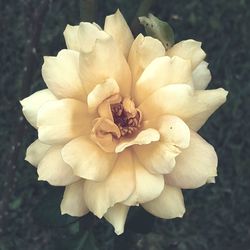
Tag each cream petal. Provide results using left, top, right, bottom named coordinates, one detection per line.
left=166, top=39, right=206, bottom=69
left=20, top=89, right=57, bottom=128
left=115, top=128, right=160, bottom=153
left=83, top=151, right=134, bottom=218
left=192, top=61, right=211, bottom=90
left=60, top=180, right=89, bottom=217
left=37, top=99, right=92, bottom=144
left=124, top=156, right=164, bottom=206
left=104, top=9, right=134, bottom=58
left=63, top=25, right=81, bottom=51
left=87, top=78, right=120, bottom=113
left=104, top=204, right=129, bottom=235
left=25, top=139, right=51, bottom=167
left=134, top=115, right=190, bottom=174
left=128, top=34, right=165, bottom=84
left=79, top=36, right=132, bottom=97
left=165, top=131, right=218, bottom=189
left=135, top=56, right=192, bottom=104
left=42, top=49, right=86, bottom=101
left=37, top=145, right=81, bottom=186
left=139, top=84, right=228, bottom=130
left=142, top=185, right=185, bottom=219
left=61, top=136, right=117, bottom=181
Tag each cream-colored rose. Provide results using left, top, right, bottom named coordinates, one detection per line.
left=21, top=10, right=228, bottom=235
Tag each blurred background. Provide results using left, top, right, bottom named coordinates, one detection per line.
left=0, top=0, right=249, bottom=249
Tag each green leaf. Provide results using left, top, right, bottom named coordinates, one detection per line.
left=139, top=13, right=175, bottom=49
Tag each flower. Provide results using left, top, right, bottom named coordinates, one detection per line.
left=20, top=10, right=228, bottom=235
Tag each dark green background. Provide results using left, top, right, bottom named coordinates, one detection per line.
left=1, top=0, right=249, bottom=249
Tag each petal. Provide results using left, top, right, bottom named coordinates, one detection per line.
left=139, top=84, right=228, bottom=130
left=25, top=139, right=51, bottom=167
left=20, top=89, right=57, bottom=128
left=165, top=131, right=218, bottom=189
left=166, top=39, right=206, bottom=69
left=115, top=128, right=160, bottom=153
left=142, top=185, right=185, bottom=219
left=104, top=204, right=129, bottom=235
left=192, top=61, right=211, bottom=90
left=134, top=115, right=190, bottom=174
left=79, top=36, right=132, bottom=97
left=87, top=78, right=120, bottom=113
left=63, top=25, right=81, bottom=51
left=37, top=99, right=92, bottom=144
left=134, top=56, right=192, bottom=104
left=42, top=50, right=86, bottom=101
left=104, top=9, right=134, bottom=58
left=128, top=34, right=165, bottom=84
left=37, top=145, right=81, bottom=186
left=124, top=156, right=164, bottom=205
left=61, top=136, right=117, bottom=181
left=83, top=151, right=134, bottom=218
left=60, top=180, right=89, bottom=217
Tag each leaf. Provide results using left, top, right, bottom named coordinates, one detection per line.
left=139, top=13, right=175, bottom=49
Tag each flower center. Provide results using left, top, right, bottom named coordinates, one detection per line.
left=91, top=94, right=142, bottom=152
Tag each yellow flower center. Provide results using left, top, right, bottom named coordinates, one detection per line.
left=91, top=94, right=142, bottom=152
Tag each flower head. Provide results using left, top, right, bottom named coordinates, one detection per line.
left=21, top=10, right=228, bottom=235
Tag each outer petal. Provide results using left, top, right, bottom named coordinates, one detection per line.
left=62, top=136, right=117, bottom=181
left=139, top=84, right=228, bottom=130
left=128, top=34, right=165, bottom=84
left=104, top=204, right=129, bottom=235
left=20, top=89, right=57, bottom=128
left=37, top=145, right=80, bottom=186
left=165, top=131, right=218, bottom=189
left=63, top=23, right=109, bottom=52
left=79, top=36, right=132, bottom=97
left=134, top=56, right=192, bottom=104
left=104, top=9, right=134, bottom=58
left=60, top=180, right=89, bottom=217
left=134, top=115, right=190, bottom=174
left=142, top=185, right=185, bottom=219
left=37, top=99, right=92, bottom=144
left=166, top=39, right=206, bottom=69
left=42, top=50, right=86, bottom=101
left=124, top=156, right=164, bottom=206
left=25, top=139, right=51, bottom=167
left=192, top=61, right=211, bottom=90
left=83, top=151, right=134, bottom=218
left=115, top=128, right=160, bottom=153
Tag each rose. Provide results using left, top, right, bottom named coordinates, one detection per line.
left=20, top=10, right=227, bottom=235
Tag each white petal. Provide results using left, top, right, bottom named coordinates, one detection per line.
left=142, top=185, right=185, bottom=219
left=166, top=39, right=206, bottom=69
left=128, top=34, right=165, bottom=84
left=124, top=156, right=164, bottom=205
left=83, top=151, right=134, bottom=218
left=104, top=204, right=129, bottom=235
left=139, top=84, right=228, bottom=131
left=62, top=136, right=117, bottom=181
left=104, top=9, right=134, bottom=58
left=37, top=145, right=80, bottom=186
left=134, top=115, right=190, bottom=174
left=20, top=89, right=57, bottom=128
left=37, top=99, right=92, bottom=144
left=42, top=49, right=86, bottom=101
left=165, top=131, right=218, bottom=189
left=60, top=180, right=89, bottom=217
left=63, top=25, right=81, bottom=51
left=87, top=78, right=120, bottom=113
left=135, top=56, right=192, bottom=104
left=115, top=128, right=160, bottom=153
left=25, top=139, right=51, bottom=167
left=192, top=61, right=211, bottom=90
left=79, top=36, right=132, bottom=97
